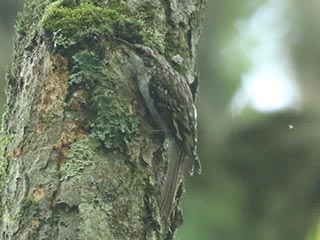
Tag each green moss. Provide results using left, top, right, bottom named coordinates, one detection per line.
left=60, top=139, right=97, bottom=181
left=69, top=50, right=105, bottom=88
left=88, top=85, right=140, bottom=150
left=41, top=1, right=164, bottom=52
left=69, top=50, right=140, bottom=150
left=44, top=3, right=142, bottom=49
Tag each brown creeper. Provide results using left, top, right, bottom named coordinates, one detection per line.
left=122, top=41, right=201, bottom=218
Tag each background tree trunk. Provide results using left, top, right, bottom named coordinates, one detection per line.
left=0, top=0, right=205, bottom=239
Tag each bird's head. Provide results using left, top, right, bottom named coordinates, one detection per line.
left=113, top=37, right=165, bottom=67
left=131, top=44, right=160, bottom=67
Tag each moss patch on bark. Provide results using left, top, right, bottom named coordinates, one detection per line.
left=42, top=0, right=165, bottom=52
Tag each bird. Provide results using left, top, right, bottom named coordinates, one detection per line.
left=116, top=38, right=201, bottom=219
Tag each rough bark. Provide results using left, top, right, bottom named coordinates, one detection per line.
left=0, top=0, right=205, bottom=239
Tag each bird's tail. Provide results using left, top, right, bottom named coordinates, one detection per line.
left=160, top=139, right=183, bottom=219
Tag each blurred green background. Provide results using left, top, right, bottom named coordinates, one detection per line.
left=1, top=0, right=320, bottom=239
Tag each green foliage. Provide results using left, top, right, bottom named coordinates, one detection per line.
left=60, top=139, right=96, bottom=181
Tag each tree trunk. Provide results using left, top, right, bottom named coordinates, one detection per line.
left=0, top=0, right=205, bottom=239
